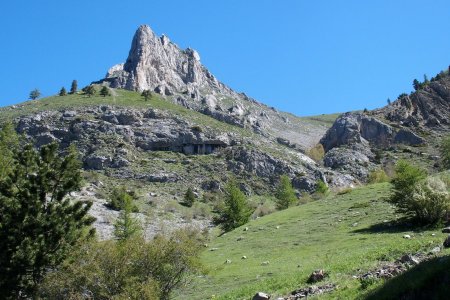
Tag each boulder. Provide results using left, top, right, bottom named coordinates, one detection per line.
left=252, top=292, right=270, bottom=300
left=307, top=269, right=328, bottom=283
left=443, top=235, right=450, bottom=248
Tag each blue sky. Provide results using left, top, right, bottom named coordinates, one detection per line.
left=0, top=0, right=449, bottom=116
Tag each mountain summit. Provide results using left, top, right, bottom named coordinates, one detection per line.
left=99, top=24, right=330, bottom=148
left=102, top=25, right=236, bottom=99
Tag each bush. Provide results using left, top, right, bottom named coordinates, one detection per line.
left=388, top=160, right=430, bottom=223
left=40, top=229, right=203, bottom=300
left=307, top=144, right=325, bottom=162
left=315, top=180, right=329, bottom=194
left=108, top=186, right=139, bottom=212
left=368, top=169, right=390, bottom=184
left=275, top=175, right=297, bottom=210
left=213, top=179, right=253, bottom=232
left=409, top=177, right=450, bottom=224
left=183, top=187, right=196, bottom=207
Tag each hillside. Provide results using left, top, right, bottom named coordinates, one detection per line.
left=181, top=181, right=450, bottom=299
left=0, top=89, right=348, bottom=239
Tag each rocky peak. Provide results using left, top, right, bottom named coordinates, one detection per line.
left=101, top=24, right=223, bottom=96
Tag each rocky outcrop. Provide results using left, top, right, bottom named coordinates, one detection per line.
left=13, top=105, right=354, bottom=195
left=377, top=77, right=450, bottom=128
left=319, top=112, right=426, bottom=181
left=320, top=112, right=425, bottom=152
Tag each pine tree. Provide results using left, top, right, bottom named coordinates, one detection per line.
left=184, top=187, right=196, bottom=207
left=99, top=86, right=111, bottom=97
left=413, top=79, right=420, bottom=91
left=387, top=98, right=391, bottom=105
left=29, top=88, right=41, bottom=100
left=213, top=179, right=252, bottom=232
left=275, top=175, right=297, bottom=210
left=0, top=122, right=20, bottom=180
left=83, top=85, right=96, bottom=97
left=59, top=87, right=67, bottom=96
left=423, top=74, right=429, bottom=84
left=0, top=143, right=95, bottom=298
left=114, top=193, right=142, bottom=241
left=70, top=80, right=78, bottom=94
left=141, top=89, right=152, bottom=101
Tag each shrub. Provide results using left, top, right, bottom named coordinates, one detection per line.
left=275, top=175, right=297, bottom=210
left=184, top=187, right=196, bottom=207
left=388, top=160, right=432, bottom=224
left=315, top=179, right=329, bottom=194
left=368, top=169, right=390, bottom=184
left=307, top=144, right=325, bottom=162
left=213, top=179, right=253, bottom=232
left=409, top=177, right=450, bottom=224
left=40, top=229, right=203, bottom=300
left=108, top=186, right=139, bottom=212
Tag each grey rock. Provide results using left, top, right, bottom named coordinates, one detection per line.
left=252, top=292, right=270, bottom=300
left=444, top=235, right=450, bottom=248
left=85, top=154, right=111, bottom=170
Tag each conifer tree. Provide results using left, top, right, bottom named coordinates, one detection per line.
left=275, top=175, right=297, bottom=210
left=214, top=179, right=252, bottom=232
left=70, top=80, right=78, bottom=94
left=59, top=87, right=67, bottom=96
left=99, top=86, right=111, bottom=97
left=0, top=143, right=94, bottom=298
left=83, top=85, right=96, bottom=97
left=114, top=193, right=141, bottom=241
left=29, top=88, right=41, bottom=100
left=0, top=122, right=20, bottom=180
left=141, top=89, right=152, bottom=101
left=183, top=187, right=196, bottom=207
left=413, top=79, right=420, bottom=91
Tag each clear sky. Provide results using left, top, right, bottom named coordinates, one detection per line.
left=1, top=0, right=449, bottom=116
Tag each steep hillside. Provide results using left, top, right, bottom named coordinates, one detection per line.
left=181, top=182, right=449, bottom=299
left=0, top=89, right=349, bottom=239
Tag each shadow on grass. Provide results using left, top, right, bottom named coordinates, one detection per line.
left=363, top=256, right=450, bottom=300
left=351, top=219, right=440, bottom=234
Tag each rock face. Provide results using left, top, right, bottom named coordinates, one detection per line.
left=319, top=112, right=426, bottom=181
left=320, top=112, right=425, bottom=152
left=14, top=106, right=354, bottom=195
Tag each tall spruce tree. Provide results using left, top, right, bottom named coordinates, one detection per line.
left=0, top=143, right=95, bottom=298
left=70, top=80, right=78, bottom=94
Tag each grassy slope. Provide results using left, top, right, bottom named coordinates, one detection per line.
left=181, top=183, right=449, bottom=299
